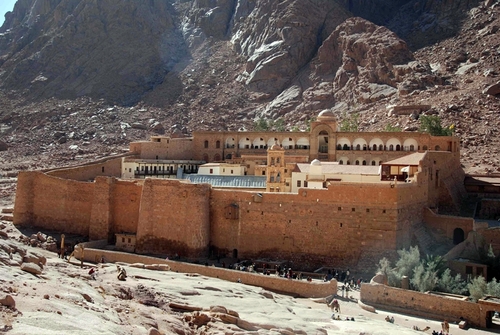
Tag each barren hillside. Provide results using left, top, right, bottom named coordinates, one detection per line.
left=0, top=0, right=499, bottom=180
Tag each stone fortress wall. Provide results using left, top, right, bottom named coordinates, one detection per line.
left=13, top=111, right=467, bottom=273
left=14, top=148, right=470, bottom=272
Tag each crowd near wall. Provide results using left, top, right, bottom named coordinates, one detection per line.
left=80, top=246, right=337, bottom=298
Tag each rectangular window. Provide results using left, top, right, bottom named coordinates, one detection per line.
left=231, top=170, right=233, bottom=174
left=465, top=266, right=473, bottom=275
left=128, top=238, right=131, bottom=243
left=338, top=207, right=342, bottom=211
left=304, top=181, right=308, bottom=187
left=297, top=180, right=301, bottom=187
left=129, top=168, right=132, bottom=173
left=210, top=169, right=213, bottom=174
left=122, top=237, right=125, bottom=243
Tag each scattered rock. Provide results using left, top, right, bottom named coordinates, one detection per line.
left=0, top=294, right=15, bottom=308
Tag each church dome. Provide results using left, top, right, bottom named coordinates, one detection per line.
left=311, top=159, right=321, bottom=166
left=270, top=143, right=282, bottom=150
left=317, top=110, right=336, bottom=121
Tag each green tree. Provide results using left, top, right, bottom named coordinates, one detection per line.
left=419, top=115, right=454, bottom=136
left=254, top=117, right=270, bottom=131
left=273, top=118, right=285, bottom=132
left=468, top=276, right=487, bottom=302
left=395, top=246, right=421, bottom=280
left=339, top=112, right=359, bottom=132
left=437, top=269, right=468, bottom=294
left=487, top=278, right=500, bottom=297
left=411, top=262, right=439, bottom=292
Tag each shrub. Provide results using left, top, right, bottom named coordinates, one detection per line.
left=468, top=276, right=487, bottom=302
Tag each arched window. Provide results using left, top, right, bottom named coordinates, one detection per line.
left=371, top=161, right=376, bottom=166
left=356, top=144, right=361, bottom=150
left=379, top=161, right=383, bottom=165
left=379, top=144, right=384, bottom=151
left=389, top=144, right=394, bottom=151
left=346, top=160, right=350, bottom=165
left=355, top=160, right=360, bottom=165
left=204, top=140, right=209, bottom=149
left=363, top=144, right=367, bottom=151
left=372, top=144, right=377, bottom=151
left=216, top=140, right=220, bottom=149
left=423, top=145, right=428, bottom=150
left=277, top=173, right=281, bottom=182
left=409, top=144, right=414, bottom=151
left=202, top=154, right=209, bottom=162
left=435, top=145, right=440, bottom=151
left=214, top=154, right=221, bottom=161
left=396, top=144, right=401, bottom=151
left=337, top=144, right=342, bottom=150
left=339, top=160, right=343, bottom=165
left=343, top=144, right=349, bottom=150
left=362, top=160, right=367, bottom=165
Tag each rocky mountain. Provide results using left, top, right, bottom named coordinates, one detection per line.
left=0, top=0, right=499, bottom=181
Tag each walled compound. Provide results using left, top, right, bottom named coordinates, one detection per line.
left=13, top=110, right=479, bottom=275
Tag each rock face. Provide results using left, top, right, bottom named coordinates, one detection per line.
left=0, top=0, right=188, bottom=105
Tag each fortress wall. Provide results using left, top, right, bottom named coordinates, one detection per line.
left=14, top=171, right=94, bottom=236
left=210, top=184, right=403, bottom=270
left=135, top=179, right=211, bottom=257
left=80, top=247, right=337, bottom=298
left=360, top=283, right=481, bottom=327
left=13, top=171, right=37, bottom=225
left=423, top=208, right=474, bottom=239
left=110, top=180, right=143, bottom=235
left=46, top=157, right=122, bottom=181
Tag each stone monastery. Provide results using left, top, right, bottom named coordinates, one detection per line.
left=14, top=110, right=491, bottom=273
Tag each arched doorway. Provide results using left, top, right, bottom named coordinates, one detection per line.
left=318, top=130, right=329, bottom=154
left=453, top=228, right=465, bottom=245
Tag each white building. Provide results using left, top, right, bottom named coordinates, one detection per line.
left=197, top=163, right=247, bottom=176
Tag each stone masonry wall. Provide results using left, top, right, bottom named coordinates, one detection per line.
left=360, top=283, right=482, bottom=327
left=14, top=171, right=94, bottom=236
left=423, top=208, right=474, bottom=240
left=135, top=179, right=211, bottom=257
left=209, top=182, right=415, bottom=270
left=46, top=157, right=123, bottom=181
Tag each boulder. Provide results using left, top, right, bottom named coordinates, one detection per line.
left=483, top=82, right=500, bottom=96
left=21, top=262, right=42, bottom=275
left=148, top=328, right=162, bottom=335
left=23, top=250, right=47, bottom=266
left=209, top=305, right=227, bottom=314
left=0, top=294, right=15, bottom=308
